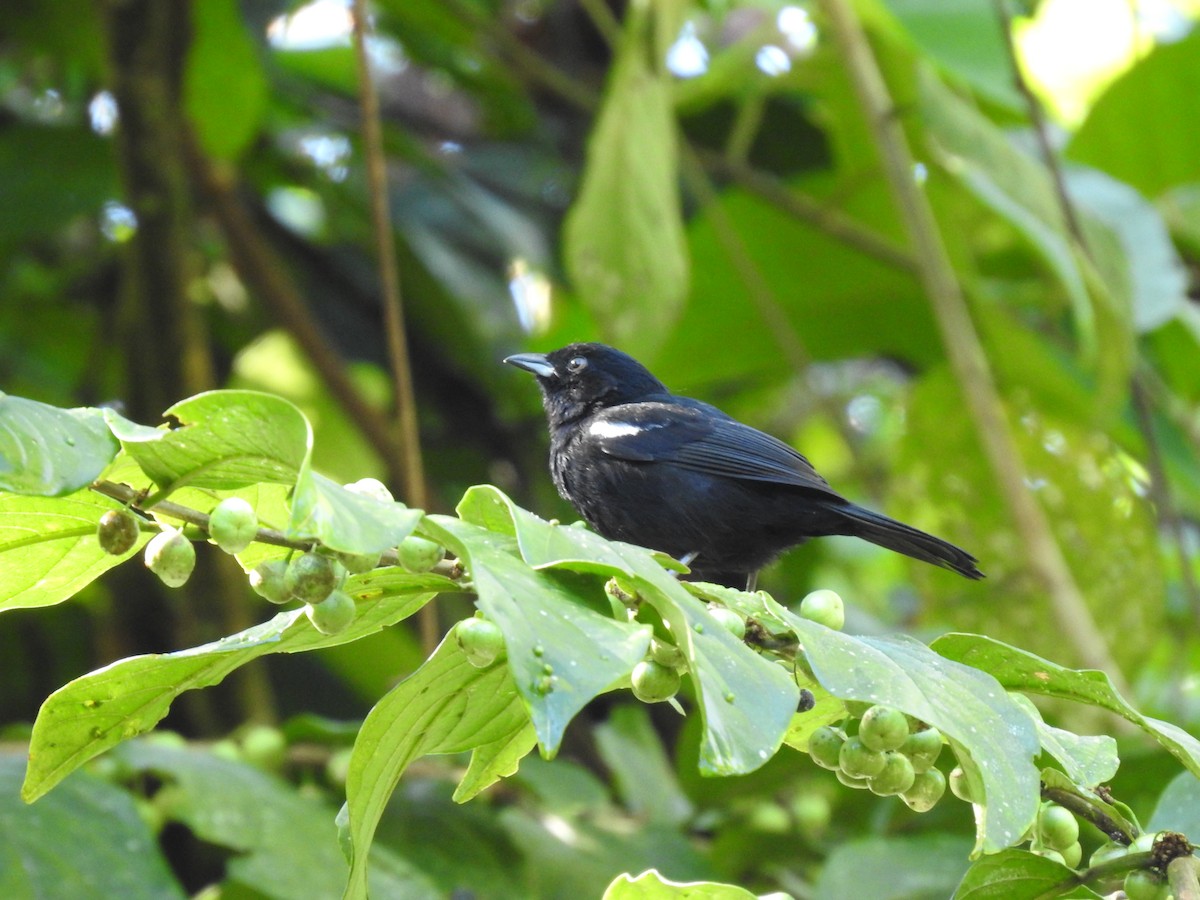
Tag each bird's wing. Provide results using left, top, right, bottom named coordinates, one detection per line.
left=589, top=402, right=842, bottom=496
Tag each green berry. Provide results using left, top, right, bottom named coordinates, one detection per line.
left=325, top=747, right=352, bottom=787
left=859, top=705, right=910, bottom=752
left=790, top=793, right=831, bottom=835
left=839, top=737, right=886, bottom=779
left=707, top=605, right=746, bottom=640
left=249, top=560, right=290, bottom=604
left=98, top=509, right=140, bottom=555
left=1124, top=869, right=1169, bottom=900
left=305, top=590, right=356, bottom=635
left=949, top=766, right=980, bottom=804
left=900, top=727, right=943, bottom=773
left=746, top=802, right=791, bottom=834
left=144, top=528, right=196, bottom=587
left=456, top=617, right=506, bottom=668
left=335, top=549, right=382, bottom=575
left=843, top=700, right=873, bottom=718
left=1060, top=841, right=1082, bottom=869
left=868, top=751, right=915, bottom=796
left=836, top=768, right=870, bottom=790
left=344, top=477, right=393, bottom=504
left=1038, top=803, right=1080, bottom=852
left=239, top=725, right=287, bottom=770
left=631, top=659, right=681, bottom=703
left=808, top=725, right=845, bottom=770
left=649, top=638, right=685, bottom=669
left=397, top=536, right=444, bottom=573
left=285, top=552, right=338, bottom=604
left=208, top=497, right=257, bottom=554
left=799, top=589, right=844, bottom=630
left=901, top=768, right=946, bottom=812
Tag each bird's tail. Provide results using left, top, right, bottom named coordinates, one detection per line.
left=836, top=503, right=984, bottom=580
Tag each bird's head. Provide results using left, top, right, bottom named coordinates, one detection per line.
left=504, top=343, right=667, bottom=426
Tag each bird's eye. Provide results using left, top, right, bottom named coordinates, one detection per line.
left=566, top=356, right=588, bottom=373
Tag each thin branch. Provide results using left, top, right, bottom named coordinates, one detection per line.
left=819, top=0, right=1127, bottom=686
left=187, top=146, right=404, bottom=484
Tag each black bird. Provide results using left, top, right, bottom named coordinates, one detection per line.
left=505, top=343, right=983, bottom=588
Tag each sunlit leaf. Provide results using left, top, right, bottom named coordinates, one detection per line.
left=0, top=394, right=118, bottom=496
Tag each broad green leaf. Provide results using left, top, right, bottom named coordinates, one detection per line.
left=108, top=390, right=310, bottom=495
left=0, top=394, right=118, bottom=496
left=562, top=1, right=688, bottom=357
left=184, top=0, right=267, bottom=160
left=595, top=705, right=693, bottom=827
left=113, top=741, right=440, bottom=899
left=423, top=514, right=652, bottom=754
left=1148, top=770, right=1200, bottom=836
left=933, top=633, right=1200, bottom=780
left=23, top=571, right=448, bottom=801
left=455, top=485, right=799, bottom=777
left=0, top=754, right=183, bottom=900
left=0, top=487, right=149, bottom=612
left=953, top=849, right=1098, bottom=899
left=453, top=721, right=538, bottom=803
left=717, top=589, right=1040, bottom=854
left=817, top=834, right=973, bottom=900
left=1009, top=693, right=1119, bottom=786
left=342, top=634, right=528, bottom=900
left=603, top=870, right=757, bottom=899
left=289, top=470, right=423, bottom=555
left=1067, top=29, right=1200, bottom=197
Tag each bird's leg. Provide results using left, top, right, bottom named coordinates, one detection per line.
left=669, top=551, right=699, bottom=582
left=745, top=571, right=758, bottom=592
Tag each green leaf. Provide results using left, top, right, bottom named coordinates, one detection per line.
left=0, top=487, right=150, bottom=613
left=952, top=848, right=1098, bottom=899
left=184, top=0, right=267, bottom=161
left=933, top=633, right=1200, bottom=780
left=0, top=394, right=119, bottom=496
left=23, top=571, right=447, bottom=801
left=1009, top=693, right=1119, bottom=786
left=603, top=870, right=757, bottom=899
left=423, top=513, right=652, bottom=755
left=108, top=390, right=310, bottom=494
left=1148, top=770, right=1200, bottom=836
left=455, top=485, right=799, bottom=777
left=562, top=1, right=688, bottom=357
left=288, top=470, right=423, bottom=555
left=342, top=634, right=528, bottom=900
left=1066, top=29, right=1200, bottom=197
left=594, top=705, right=693, bottom=827
left=0, top=754, right=183, bottom=899
left=817, top=834, right=973, bottom=900
left=726, top=591, right=1040, bottom=854
left=453, top=721, right=538, bottom=804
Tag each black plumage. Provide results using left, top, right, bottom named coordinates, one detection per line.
left=505, top=342, right=983, bottom=587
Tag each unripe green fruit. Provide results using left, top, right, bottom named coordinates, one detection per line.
left=305, top=590, right=356, bottom=635
left=1124, top=869, right=1169, bottom=900
left=98, top=509, right=140, bottom=555
left=808, top=726, right=845, bottom=770
left=859, top=705, right=910, bottom=752
left=839, top=737, right=886, bottom=779
left=208, top=497, right=257, bottom=554
left=1060, top=841, right=1082, bottom=869
left=868, top=751, right=916, bottom=796
left=649, top=638, right=685, bottom=669
left=325, top=747, right=352, bottom=787
left=901, top=768, right=946, bottom=812
left=249, top=560, right=291, bottom=604
left=799, top=589, right=844, bottom=630
left=397, top=536, right=444, bottom=573
left=900, top=727, right=944, bottom=773
left=335, top=549, right=382, bottom=575
left=456, top=616, right=506, bottom=668
left=144, top=528, right=196, bottom=587
left=1038, top=803, right=1080, bottom=852
left=836, top=768, right=869, bottom=790
left=239, top=725, right=287, bottom=770
left=344, top=477, right=393, bottom=504
left=843, top=700, right=873, bottom=718
left=746, top=802, right=791, bottom=834
left=286, top=552, right=338, bottom=604
left=631, top=659, right=681, bottom=703
left=790, top=793, right=831, bottom=835
left=948, top=766, right=977, bottom=803
left=707, top=605, right=746, bottom=640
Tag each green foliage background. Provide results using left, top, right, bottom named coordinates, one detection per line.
left=2, top=0, right=1200, bottom=896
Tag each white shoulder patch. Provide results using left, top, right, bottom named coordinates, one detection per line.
left=587, top=419, right=643, bottom=439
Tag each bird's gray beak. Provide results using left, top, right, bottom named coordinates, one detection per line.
left=504, top=353, right=557, bottom=379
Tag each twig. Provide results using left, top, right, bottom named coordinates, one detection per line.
left=350, top=0, right=437, bottom=652
left=818, top=0, right=1127, bottom=687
